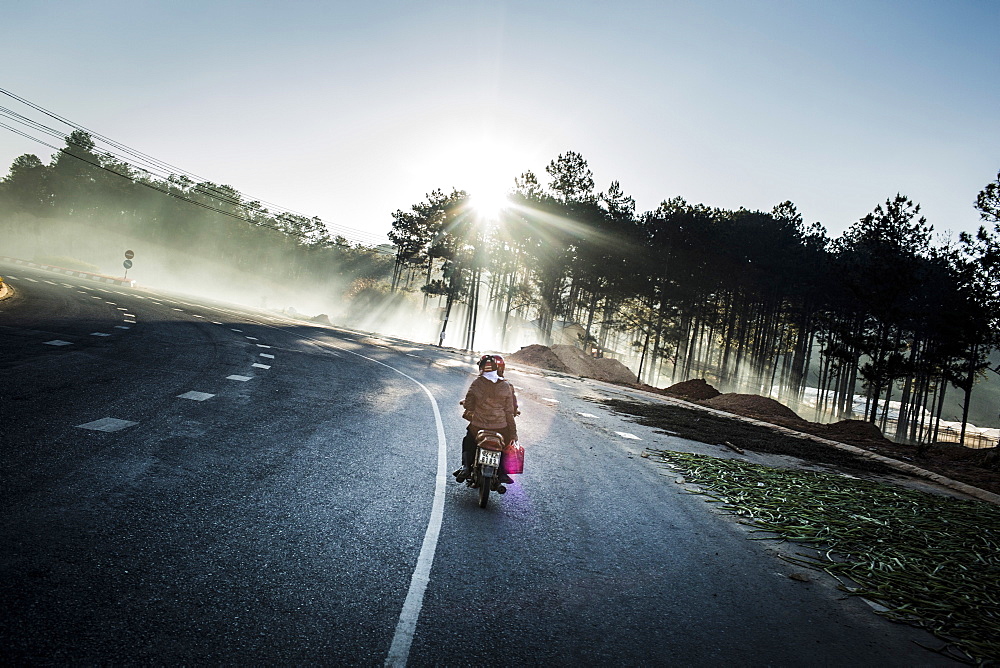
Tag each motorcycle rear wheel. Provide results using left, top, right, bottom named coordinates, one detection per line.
left=478, top=472, right=490, bottom=508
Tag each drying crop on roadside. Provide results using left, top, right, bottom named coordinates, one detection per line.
left=650, top=450, right=1000, bottom=665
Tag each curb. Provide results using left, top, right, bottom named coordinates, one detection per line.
left=512, top=364, right=1000, bottom=507
left=0, top=256, right=136, bottom=287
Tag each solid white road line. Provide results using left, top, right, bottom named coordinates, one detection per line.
left=178, top=391, right=215, bottom=401
left=76, top=417, right=137, bottom=432
left=383, top=371, right=448, bottom=668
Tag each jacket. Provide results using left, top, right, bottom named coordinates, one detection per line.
left=463, top=376, right=516, bottom=430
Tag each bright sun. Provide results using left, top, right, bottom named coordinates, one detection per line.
left=468, top=188, right=509, bottom=221
left=408, top=131, right=536, bottom=223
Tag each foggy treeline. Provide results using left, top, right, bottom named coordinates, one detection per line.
left=0, top=130, right=393, bottom=321
left=2, top=133, right=998, bottom=444
left=388, top=152, right=1000, bottom=444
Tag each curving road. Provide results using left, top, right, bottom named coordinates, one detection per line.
left=0, top=262, right=954, bottom=666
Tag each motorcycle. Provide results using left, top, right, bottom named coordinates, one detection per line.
left=468, top=429, right=507, bottom=508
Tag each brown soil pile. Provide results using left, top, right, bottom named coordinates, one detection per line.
left=508, top=345, right=570, bottom=373
left=590, top=357, right=640, bottom=385
left=549, top=345, right=594, bottom=377
left=700, top=393, right=804, bottom=422
left=821, top=420, right=891, bottom=445
left=508, top=344, right=637, bottom=384
left=663, top=378, right=721, bottom=401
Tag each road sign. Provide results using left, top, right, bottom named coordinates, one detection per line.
left=123, top=259, right=133, bottom=269
left=125, top=250, right=134, bottom=260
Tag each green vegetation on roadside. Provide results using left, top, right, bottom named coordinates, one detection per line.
left=650, top=449, right=1000, bottom=664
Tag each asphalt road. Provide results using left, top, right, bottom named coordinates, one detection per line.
left=0, top=262, right=955, bottom=666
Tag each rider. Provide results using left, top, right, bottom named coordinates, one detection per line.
left=455, top=354, right=518, bottom=484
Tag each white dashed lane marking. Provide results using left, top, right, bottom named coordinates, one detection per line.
left=43, top=340, right=72, bottom=346
left=43, top=280, right=57, bottom=285
left=123, top=313, right=135, bottom=317
left=256, top=344, right=271, bottom=349
left=227, top=375, right=252, bottom=381
left=124, top=319, right=136, bottom=324
left=90, top=332, right=111, bottom=337
left=115, top=326, right=130, bottom=330
left=406, top=353, right=419, bottom=357
left=231, top=329, right=242, bottom=332
left=76, top=417, right=138, bottom=432
left=117, top=307, right=127, bottom=310
left=259, top=353, right=274, bottom=359
left=252, top=363, right=271, bottom=369
left=246, top=336, right=258, bottom=341
left=24, top=277, right=38, bottom=282
left=578, top=412, right=599, bottom=418
left=543, top=398, right=560, bottom=403
left=616, top=432, right=641, bottom=440
left=211, top=321, right=223, bottom=325
left=172, top=308, right=183, bottom=312
left=193, top=315, right=204, bottom=318
left=105, top=302, right=116, bottom=305
left=178, top=391, right=215, bottom=401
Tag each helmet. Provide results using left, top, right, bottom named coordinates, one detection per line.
left=493, top=354, right=506, bottom=377
left=477, top=354, right=498, bottom=373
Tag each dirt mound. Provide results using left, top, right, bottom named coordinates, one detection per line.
left=508, top=344, right=637, bottom=384
left=590, top=357, right=639, bottom=384
left=700, top=393, right=804, bottom=422
left=822, top=419, right=890, bottom=444
left=663, top=378, right=721, bottom=401
left=508, top=345, right=570, bottom=373
left=550, top=345, right=595, bottom=377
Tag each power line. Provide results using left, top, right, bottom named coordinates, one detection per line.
left=0, top=87, right=391, bottom=249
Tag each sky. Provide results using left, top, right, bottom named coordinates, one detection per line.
left=1, top=0, right=998, bottom=245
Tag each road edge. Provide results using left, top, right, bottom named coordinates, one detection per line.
left=514, top=364, right=1000, bottom=507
